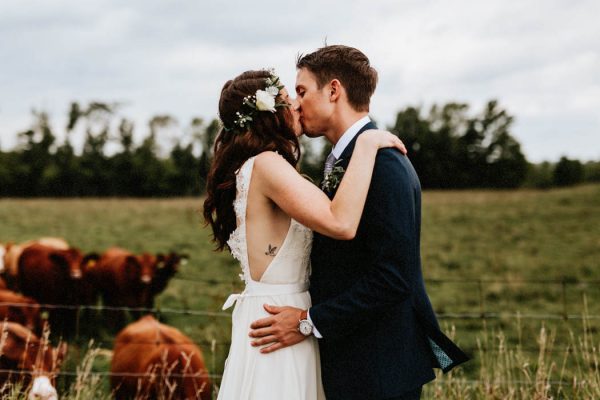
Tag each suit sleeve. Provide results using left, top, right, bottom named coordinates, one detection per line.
left=309, top=149, right=417, bottom=338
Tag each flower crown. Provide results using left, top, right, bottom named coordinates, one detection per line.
left=222, top=71, right=287, bottom=133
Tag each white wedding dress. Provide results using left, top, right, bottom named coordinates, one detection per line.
left=217, top=156, right=326, bottom=400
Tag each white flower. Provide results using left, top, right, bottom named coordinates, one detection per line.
left=255, top=90, right=276, bottom=112
left=266, top=86, right=279, bottom=96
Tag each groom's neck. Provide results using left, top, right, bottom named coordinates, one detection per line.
left=326, top=109, right=369, bottom=145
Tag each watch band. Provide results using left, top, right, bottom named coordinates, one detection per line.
left=300, top=310, right=308, bottom=321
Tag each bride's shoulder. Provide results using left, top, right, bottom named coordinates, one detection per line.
left=253, top=151, right=296, bottom=185
left=254, top=151, right=289, bottom=170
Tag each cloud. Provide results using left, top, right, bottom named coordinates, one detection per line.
left=1, top=0, right=599, bottom=161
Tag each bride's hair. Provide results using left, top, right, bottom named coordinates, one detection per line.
left=203, top=70, right=300, bottom=251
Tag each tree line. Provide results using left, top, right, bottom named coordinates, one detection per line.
left=0, top=100, right=597, bottom=197
left=385, top=100, right=599, bottom=189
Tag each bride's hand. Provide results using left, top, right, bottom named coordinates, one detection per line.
left=359, top=129, right=407, bottom=154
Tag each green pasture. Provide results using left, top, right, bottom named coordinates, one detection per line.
left=1, top=184, right=599, bottom=398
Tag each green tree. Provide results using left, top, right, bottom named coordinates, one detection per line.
left=110, top=118, right=137, bottom=195
left=127, top=116, right=174, bottom=196
left=472, top=100, right=527, bottom=188
left=524, top=162, right=554, bottom=189
left=390, top=100, right=527, bottom=189
left=553, top=156, right=584, bottom=186
left=15, top=110, right=57, bottom=196
left=583, top=161, right=600, bottom=183
left=299, top=136, right=327, bottom=183
left=76, top=103, right=117, bottom=196
left=198, top=119, right=220, bottom=192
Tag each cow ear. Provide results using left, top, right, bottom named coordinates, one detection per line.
left=82, top=253, right=100, bottom=268
left=156, top=254, right=166, bottom=269
left=180, top=254, right=189, bottom=266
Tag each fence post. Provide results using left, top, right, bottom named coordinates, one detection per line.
left=75, top=304, right=82, bottom=366
left=75, top=305, right=81, bottom=341
left=561, top=279, right=568, bottom=320
left=478, top=279, right=485, bottom=319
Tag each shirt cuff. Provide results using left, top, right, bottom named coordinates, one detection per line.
left=307, top=310, right=323, bottom=338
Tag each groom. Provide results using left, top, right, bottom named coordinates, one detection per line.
left=250, top=45, right=469, bottom=399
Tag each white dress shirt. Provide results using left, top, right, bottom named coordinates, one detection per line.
left=330, top=115, right=371, bottom=159
left=307, top=115, right=371, bottom=338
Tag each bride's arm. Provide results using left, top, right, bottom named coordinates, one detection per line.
left=253, top=130, right=406, bottom=240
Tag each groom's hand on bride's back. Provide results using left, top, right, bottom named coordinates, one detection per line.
left=249, top=304, right=306, bottom=354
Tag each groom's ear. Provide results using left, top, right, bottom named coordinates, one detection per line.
left=329, top=79, right=343, bottom=102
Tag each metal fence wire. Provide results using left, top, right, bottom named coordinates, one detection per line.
left=0, top=276, right=599, bottom=387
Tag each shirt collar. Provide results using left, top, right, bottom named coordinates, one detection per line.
left=331, top=115, right=371, bottom=159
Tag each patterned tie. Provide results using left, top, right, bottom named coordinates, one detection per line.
left=323, top=152, right=337, bottom=179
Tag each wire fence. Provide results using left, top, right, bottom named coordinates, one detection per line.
left=3, top=275, right=600, bottom=321
left=1, top=275, right=599, bottom=391
left=168, top=275, right=600, bottom=320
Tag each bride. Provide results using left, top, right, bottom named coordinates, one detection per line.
left=203, top=69, right=406, bottom=400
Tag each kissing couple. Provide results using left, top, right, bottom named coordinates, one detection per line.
left=204, top=45, right=469, bottom=400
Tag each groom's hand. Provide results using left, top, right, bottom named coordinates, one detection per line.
left=249, top=304, right=306, bottom=354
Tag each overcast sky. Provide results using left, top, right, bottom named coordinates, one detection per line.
left=1, top=0, right=599, bottom=162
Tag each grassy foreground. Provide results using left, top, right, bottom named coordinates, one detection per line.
left=0, top=184, right=599, bottom=398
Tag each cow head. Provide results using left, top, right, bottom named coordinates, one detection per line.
left=152, top=252, right=188, bottom=295
left=0, top=322, right=67, bottom=399
left=125, top=254, right=157, bottom=286
left=49, top=248, right=84, bottom=279
left=48, top=249, right=98, bottom=280
left=159, top=252, right=189, bottom=271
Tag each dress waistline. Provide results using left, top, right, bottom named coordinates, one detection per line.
left=222, top=280, right=309, bottom=310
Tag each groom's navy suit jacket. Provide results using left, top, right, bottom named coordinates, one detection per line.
left=309, top=122, right=469, bottom=400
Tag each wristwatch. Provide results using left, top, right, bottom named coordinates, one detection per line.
left=298, top=310, right=314, bottom=336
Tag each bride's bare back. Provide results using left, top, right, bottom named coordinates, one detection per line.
left=245, top=169, right=292, bottom=281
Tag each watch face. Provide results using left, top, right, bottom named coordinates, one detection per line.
left=299, top=320, right=312, bottom=336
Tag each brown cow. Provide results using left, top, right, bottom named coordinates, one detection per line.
left=18, top=244, right=99, bottom=337
left=86, top=247, right=161, bottom=328
left=111, top=315, right=211, bottom=400
left=0, top=289, right=43, bottom=334
left=2, top=237, right=69, bottom=277
left=147, top=252, right=188, bottom=308
left=0, top=321, right=67, bottom=400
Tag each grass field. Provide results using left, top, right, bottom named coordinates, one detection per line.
left=1, top=184, right=599, bottom=398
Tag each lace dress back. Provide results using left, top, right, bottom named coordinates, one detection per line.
left=226, top=155, right=313, bottom=285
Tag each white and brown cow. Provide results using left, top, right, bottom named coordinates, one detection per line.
left=0, top=321, right=67, bottom=400
left=1, top=238, right=70, bottom=289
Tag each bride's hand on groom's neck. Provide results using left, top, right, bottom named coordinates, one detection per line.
left=249, top=304, right=307, bottom=354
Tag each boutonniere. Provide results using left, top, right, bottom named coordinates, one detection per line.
left=321, top=159, right=346, bottom=192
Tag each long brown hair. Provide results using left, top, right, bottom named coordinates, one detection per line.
left=203, top=70, right=300, bottom=251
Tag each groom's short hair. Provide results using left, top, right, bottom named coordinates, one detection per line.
left=296, top=45, right=378, bottom=112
